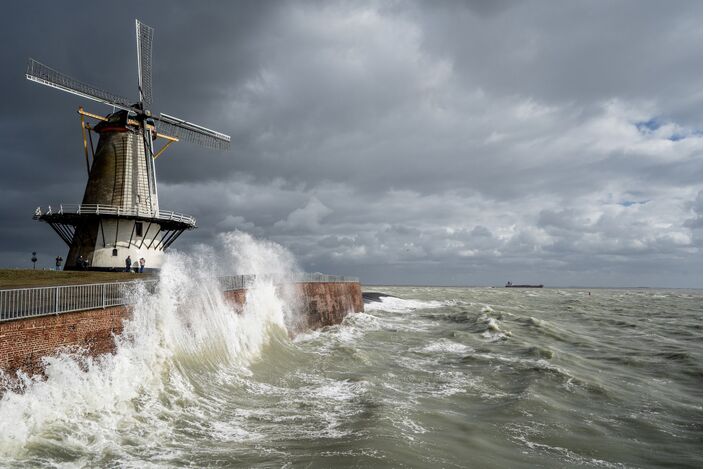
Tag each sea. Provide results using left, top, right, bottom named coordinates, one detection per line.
left=0, top=245, right=701, bottom=467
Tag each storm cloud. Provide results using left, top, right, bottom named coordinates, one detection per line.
left=1, top=1, right=701, bottom=287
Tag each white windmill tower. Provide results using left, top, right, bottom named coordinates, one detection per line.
left=27, top=20, right=230, bottom=271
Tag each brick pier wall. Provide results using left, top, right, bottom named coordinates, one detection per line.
left=0, top=282, right=363, bottom=378
left=223, top=282, right=364, bottom=331
left=0, top=306, right=130, bottom=377
left=299, top=282, right=363, bottom=329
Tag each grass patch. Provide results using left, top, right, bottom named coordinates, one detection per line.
left=0, top=269, right=155, bottom=289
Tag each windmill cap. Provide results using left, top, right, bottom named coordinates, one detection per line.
left=93, top=110, right=132, bottom=134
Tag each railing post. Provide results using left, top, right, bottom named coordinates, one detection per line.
left=55, top=286, right=59, bottom=314
left=102, top=283, right=106, bottom=308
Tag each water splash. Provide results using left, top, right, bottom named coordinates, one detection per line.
left=0, top=231, right=299, bottom=461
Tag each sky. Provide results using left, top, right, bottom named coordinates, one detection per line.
left=0, top=1, right=701, bottom=287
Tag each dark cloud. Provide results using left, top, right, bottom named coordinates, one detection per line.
left=0, top=1, right=701, bottom=287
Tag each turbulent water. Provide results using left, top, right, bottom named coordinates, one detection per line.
left=0, top=238, right=701, bottom=467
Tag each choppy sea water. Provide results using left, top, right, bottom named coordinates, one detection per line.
left=0, top=270, right=701, bottom=467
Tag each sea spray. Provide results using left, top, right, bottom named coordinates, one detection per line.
left=0, top=232, right=301, bottom=462
left=220, top=231, right=304, bottom=333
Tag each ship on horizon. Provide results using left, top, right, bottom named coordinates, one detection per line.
left=505, top=281, right=544, bottom=288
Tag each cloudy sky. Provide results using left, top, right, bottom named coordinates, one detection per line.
left=1, top=1, right=701, bottom=287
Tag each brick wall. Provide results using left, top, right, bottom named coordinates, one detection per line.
left=0, top=282, right=363, bottom=378
left=299, top=282, right=364, bottom=329
left=0, top=306, right=130, bottom=377
left=223, top=282, right=364, bottom=331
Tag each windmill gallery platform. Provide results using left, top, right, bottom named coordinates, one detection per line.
left=0, top=271, right=363, bottom=378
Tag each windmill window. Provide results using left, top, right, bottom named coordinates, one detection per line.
left=135, top=222, right=143, bottom=237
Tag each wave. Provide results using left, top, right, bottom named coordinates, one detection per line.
left=477, top=312, right=512, bottom=341
left=363, top=296, right=448, bottom=313
left=0, top=231, right=299, bottom=462
left=417, top=338, right=475, bottom=355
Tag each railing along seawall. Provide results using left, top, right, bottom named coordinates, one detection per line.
left=0, top=274, right=359, bottom=322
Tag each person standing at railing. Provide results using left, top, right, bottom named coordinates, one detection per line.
left=125, top=255, right=132, bottom=273
left=55, top=255, right=63, bottom=271
left=139, top=257, right=145, bottom=273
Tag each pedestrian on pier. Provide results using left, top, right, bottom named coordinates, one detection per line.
left=55, top=255, right=63, bottom=271
left=139, top=257, right=145, bottom=273
left=125, top=255, right=132, bottom=273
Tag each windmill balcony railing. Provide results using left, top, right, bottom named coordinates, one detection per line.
left=0, top=273, right=359, bottom=322
left=34, top=204, right=197, bottom=226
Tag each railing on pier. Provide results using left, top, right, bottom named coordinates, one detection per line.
left=0, top=274, right=359, bottom=322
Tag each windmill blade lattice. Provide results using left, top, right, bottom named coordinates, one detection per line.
left=26, top=58, right=135, bottom=112
left=154, top=114, right=231, bottom=150
left=136, top=20, right=154, bottom=111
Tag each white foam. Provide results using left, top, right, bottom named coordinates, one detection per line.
left=419, top=339, right=474, bottom=354
left=477, top=312, right=512, bottom=341
left=364, top=296, right=446, bottom=313
left=400, top=417, right=428, bottom=434
left=210, top=420, right=263, bottom=443
left=307, top=378, right=368, bottom=402
left=343, top=312, right=383, bottom=330
left=509, top=429, right=624, bottom=468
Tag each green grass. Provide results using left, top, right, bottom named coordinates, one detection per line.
left=0, top=269, right=155, bottom=289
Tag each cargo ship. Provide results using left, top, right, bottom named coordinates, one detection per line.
left=505, top=282, right=543, bottom=288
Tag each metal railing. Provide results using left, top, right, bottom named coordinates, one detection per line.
left=217, top=273, right=359, bottom=291
left=0, top=273, right=358, bottom=322
left=34, top=204, right=197, bottom=226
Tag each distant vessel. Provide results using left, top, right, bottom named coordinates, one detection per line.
left=505, top=282, right=543, bottom=288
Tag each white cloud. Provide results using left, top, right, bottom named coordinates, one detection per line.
left=273, top=197, right=332, bottom=232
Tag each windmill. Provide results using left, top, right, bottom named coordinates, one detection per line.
left=27, top=20, right=230, bottom=271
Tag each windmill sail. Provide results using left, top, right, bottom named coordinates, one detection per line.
left=26, top=58, right=135, bottom=112
left=155, top=113, right=231, bottom=150
left=136, top=20, right=154, bottom=110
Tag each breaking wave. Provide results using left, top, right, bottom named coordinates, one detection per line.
left=364, top=295, right=448, bottom=313
left=0, top=231, right=299, bottom=463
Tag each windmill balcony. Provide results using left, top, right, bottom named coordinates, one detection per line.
left=33, top=203, right=197, bottom=271
left=34, top=204, right=197, bottom=227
